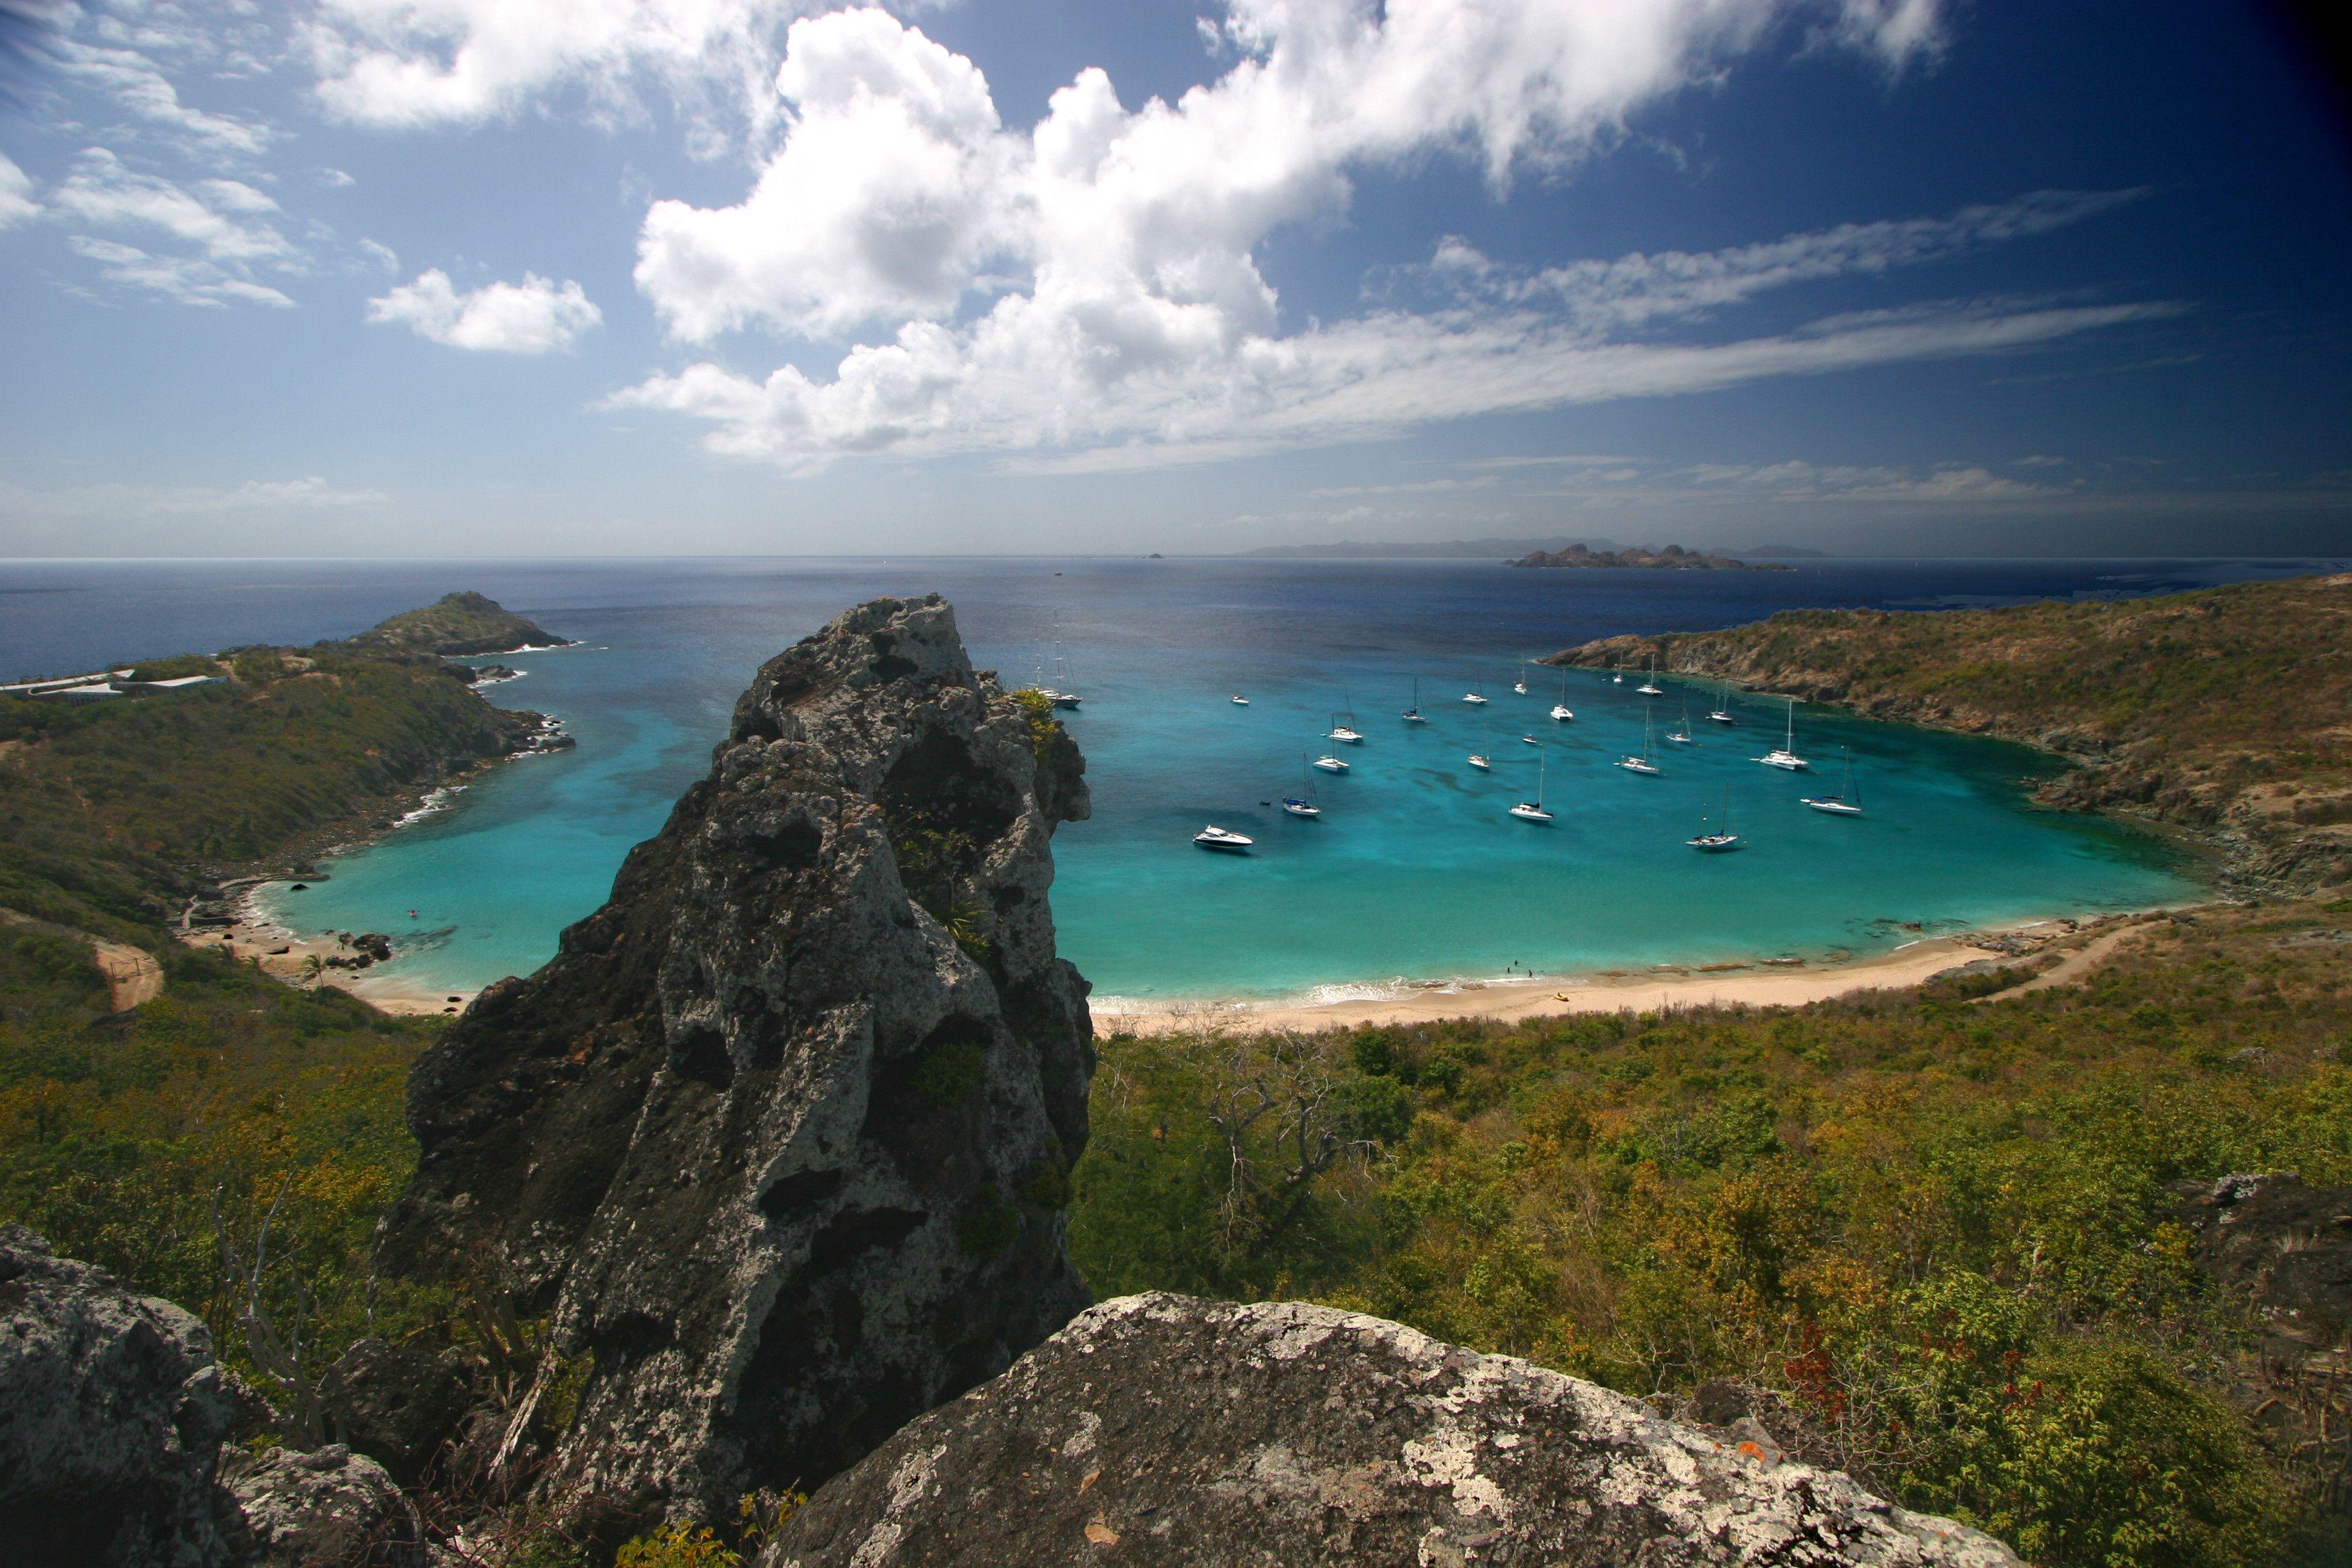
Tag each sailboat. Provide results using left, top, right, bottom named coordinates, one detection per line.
left=1193, top=824, right=1254, bottom=852
left=1462, top=678, right=1489, bottom=705
left=1283, top=756, right=1324, bottom=818
left=1756, top=696, right=1810, bottom=771
left=1708, top=680, right=1736, bottom=725
left=1230, top=694, right=1249, bottom=705
left=1402, top=677, right=1428, bottom=724
left=1510, top=746, right=1555, bottom=822
left=1467, top=753, right=1492, bottom=771
left=1550, top=665, right=1575, bottom=723
left=1636, top=654, right=1662, bottom=696
left=1801, top=748, right=1865, bottom=815
left=1617, top=711, right=1661, bottom=775
left=1046, top=629, right=1081, bottom=709
left=1611, top=663, right=1624, bottom=685
left=1688, top=787, right=1743, bottom=852
left=1665, top=706, right=1694, bottom=745
left=1513, top=659, right=1529, bottom=696
left=1312, top=734, right=1351, bottom=773
left=1328, top=704, right=1365, bottom=744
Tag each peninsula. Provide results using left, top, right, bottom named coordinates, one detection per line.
left=1547, top=571, right=2352, bottom=889
left=1510, top=542, right=1790, bottom=570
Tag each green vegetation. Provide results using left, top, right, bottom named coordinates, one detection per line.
left=0, top=924, right=445, bottom=1423
left=1, top=640, right=537, bottom=938
left=339, top=590, right=569, bottom=657
left=1554, top=573, right=2352, bottom=885
left=1069, top=902, right=2352, bottom=1567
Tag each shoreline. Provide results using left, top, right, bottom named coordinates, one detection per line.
left=1091, top=913, right=2141, bottom=1036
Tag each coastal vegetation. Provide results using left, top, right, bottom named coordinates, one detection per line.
left=1551, top=572, right=2352, bottom=887
left=1070, top=900, right=2352, bottom=1567
left=1510, top=542, right=1789, bottom=571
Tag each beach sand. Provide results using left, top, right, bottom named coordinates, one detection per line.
left=181, top=893, right=474, bottom=1017
left=1094, top=916, right=2133, bottom=1037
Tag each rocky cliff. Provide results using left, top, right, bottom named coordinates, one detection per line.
left=374, top=595, right=1094, bottom=1536
left=761, top=1294, right=2021, bottom=1567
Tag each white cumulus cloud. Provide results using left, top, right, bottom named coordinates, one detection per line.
left=369, top=268, right=603, bottom=352
left=607, top=1, right=2161, bottom=474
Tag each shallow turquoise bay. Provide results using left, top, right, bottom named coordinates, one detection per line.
left=229, top=557, right=2201, bottom=1008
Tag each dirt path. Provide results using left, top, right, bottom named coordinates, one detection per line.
left=0, top=908, right=164, bottom=1012
left=1977, top=918, right=2155, bottom=1002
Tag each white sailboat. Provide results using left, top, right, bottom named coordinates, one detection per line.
left=1046, top=630, right=1081, bottom=709
left=1756, top=696, right=1810, bottom=771
left=1688, top=787, right=1743, bottom=852
left=1617, top=712, right=1661, bottom=775
left=1801, top=748, right=1865, bottom=815
left=1708, top=680, right=1736, bottom=725
left=1467, top=753, right=1492, bottom=771
left=1402, top=677, right=1428, bottom=723
left=1462, top=678, right=1489, bottom=705
left=1665, top=706, right=1694, bottom=744
left=1636, top=654, right=1662, bottom=695
left=1230, top=694, right=1249, bottom=705
left=1611, top=663, right=1624, bottom=685
left=1550, top=664, right=1575, bottom=723
left=1513, top=658, right=1529, bottom=696
left=1510, top=746, right=1554, bottom=822
left=1328, top=704, right=1365, bottom=744
left=1283, top=757, right=1324, bottom=818
left=1193, top=824, right=1254, bottom=852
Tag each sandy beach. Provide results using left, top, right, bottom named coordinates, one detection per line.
left=1093, top=916, right=2133, bottom=1036
left=181, top=891, right=475, bottom=1017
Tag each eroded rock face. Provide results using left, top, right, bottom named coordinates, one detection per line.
left=375, top=595, right=1093, bottom=1532
left=0, top=1225, right=245, bottom=1568
left=222, top=1444, right=423, bottom=1568
left=763, top=1294, right=2021, bottom=1568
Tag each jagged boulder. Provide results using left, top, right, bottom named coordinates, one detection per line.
left=0, top=1226, right=246, bottom=1568
left=763, top=1294, right=2021, bottom=1568
left=374, top=595, right=1094, bottom=1536
left=222, top=1444, right=424, bottom=1568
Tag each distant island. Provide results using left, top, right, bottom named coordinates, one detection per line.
left=1246, top=536, right=1821, bottom=562
left=338, top=589, right=574, bottom=656
left=1510, top=543, right=1791, bottom=571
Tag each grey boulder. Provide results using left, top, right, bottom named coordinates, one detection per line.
left=763, top=1293, right=2022, bottom=1568
left=221, top=1444, right=423, bottom=1568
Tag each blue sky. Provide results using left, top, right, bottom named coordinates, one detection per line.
left=0, top=0, right=2347, bottom=557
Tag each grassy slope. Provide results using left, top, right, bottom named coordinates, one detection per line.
left=1071, top=901, right=2352, bottom=1567
left=342, top=591, right=571, bottom=656
left=1547, top=573, right=2352, bottom=887
left=0, top=642, right=540, bottom=940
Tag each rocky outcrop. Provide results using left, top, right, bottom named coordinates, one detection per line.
left=375, top=595, right=1094, bottom=1536
left=762, top=1294, right=2020, bottom=1567
left=222, top=1444, right=424, bottom=1568
left=0, top=1225, right=246, bottom=1568
left=320, top=1336, right=477, bottom=1488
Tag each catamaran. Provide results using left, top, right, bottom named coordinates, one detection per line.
left=1283, top=758, right=1324, bottom=818
left=1193, top=824, right=1254, bottom=852
left=1688, top=787, right=1743, bottom=852
left=1467, top=753, right=1492, bottom=771
left=1665, top=706, right=1694, bottom=744
left=1757, top=696, right=1810, bottom=771
left=1801, top=748, right=1865, bottom=815
left=1636, top=654, right=1662, bottom=696
left=1328, top=707, right=1365, bottom=744
left=1510, top=746, right=1554, bottom=822
left=1402, top=677, right=1427, bottom=723
left=1617, top=712, right=1661, bottom=775
left=1312, top=746, right=1350, bottom=773
left=1551, top=665, right=1575, bottom=722
left=1462, top=679, right=1489, bottom=705
left=1708, top=681, right=1736, bottom=725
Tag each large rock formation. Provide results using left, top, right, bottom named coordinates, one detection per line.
left=0, top=1225, right=246, bottom=1568
left=375, top=595, right=1094, bottom=1534
left=763, top=1294, right=2022, bottom=1568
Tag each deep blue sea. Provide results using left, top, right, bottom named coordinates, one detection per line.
left=5, top=556, right=2328, bottom=1008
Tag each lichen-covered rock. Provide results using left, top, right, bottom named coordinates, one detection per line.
left=375, top=595, right=1094, bottom=1534
left=763, top=1294, right=2022, bottom=1568
left=0, top=1225, right=245, bottom=1568
left=222, top=1444, right=424, bottom=1568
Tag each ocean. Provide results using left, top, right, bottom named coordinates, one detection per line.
left=5, top=555, right=2312, bottom=1008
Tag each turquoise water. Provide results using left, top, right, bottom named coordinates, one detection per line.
left=142, top=555, right=2214, bottom=1008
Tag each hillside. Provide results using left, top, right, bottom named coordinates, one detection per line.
left=0, top=616, right=563, bottom=944
left=1512, top=543, right=1789, bottom=571
left=337, top=590, right=572, bottom=656
left=1546, top=573, right=2352, bottom=888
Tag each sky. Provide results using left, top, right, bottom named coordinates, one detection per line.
left=0, top=0, right=2348, bottom=558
